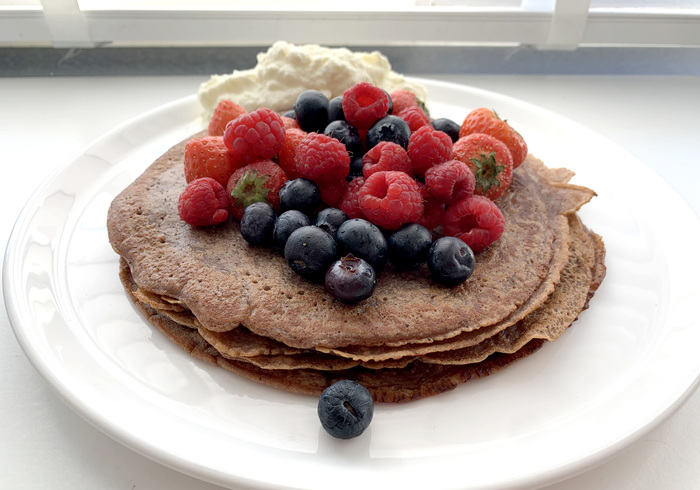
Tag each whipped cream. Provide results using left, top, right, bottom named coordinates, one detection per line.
left=198, top=41, right=427, bottom=120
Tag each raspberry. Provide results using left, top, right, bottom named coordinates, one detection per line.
left=359, top=171, right=424, bottom=230
left=442, top=195, right=505, bottom=253
left=406, top=126, right=453, bottom=178
left=390, top=89, right=420, bottom=115
left=281, top=115, right=300, bottom=130
left=452, top=133, right=513, bottom=201
left=184, top=136, right=243, bottom=187
left=424, top=159, right=476, bottom=205
left=294, top=132, right=350, bottom=184
left=342, top=82, right=390, bottom=130
left=223, top=107, right=286, bottom=165
left=340, top=177, right=366, bottom=219
left=319, top=178, right=348, bottom=208
left=208, top=99, right=247, bottom=137
left=397, top=106, right=431, bottom=132
left=178, top=177, right=230, bottom=227
left=416, top=182, right=445, bottom=231
left=362, top=141, right=412, bottom=178
left=226, top=160, right=288, bottom=219
left=277, top=128, right=306, bottom=180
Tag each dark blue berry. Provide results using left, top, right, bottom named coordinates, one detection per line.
left=336, top=218, right=388, bottom=271
left=324, top=120, right=361, bottom=157
left=388, top=223, right=433, bottom=270
left=431, top=117, right=460, bottom=143
left=240, top=202, right=276, bottom=247
left=279, top=178, right=321, bottom=215
left=318, top=380, right=374, bottom=439
left=365, top=115, right=411, bottom=150
left=325, top=255, right=376, bottom=304
left=294, top=90, right=329, bottom=133
left=384, top=89, right=393, bottom=114
left=347, top=155, right=364, bottom=181
left=273, top=210, right=311, bottom=249
left=282, top=110, right=296, bottom=119
left=315, top=208, right=348, bottom=237
left=328, top=95, right=345, bottom=122
left=284, top=226, right=337, bottom=281
left=428, top=236, right=475, bottom=286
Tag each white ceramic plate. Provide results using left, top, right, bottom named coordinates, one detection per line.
left=5, top=79, right=700, bottom=490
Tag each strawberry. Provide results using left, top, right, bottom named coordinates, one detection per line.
left=208, top=99, right=247, bottom=137
left=184, top=136, right=243, bottom=187
left=277, top=128, right=306, bottom=180
left=225, top=160, right=288, bottom=220
left=459, top=108, right=527, bottom=167
left=452, top=133, right=513, bottom=201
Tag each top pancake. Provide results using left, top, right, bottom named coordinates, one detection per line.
left=107, top=136, right=594, bottom=350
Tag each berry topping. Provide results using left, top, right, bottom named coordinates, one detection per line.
left=342, top=82, right=390, bottom=130
left=424, top=159, right=476, bottom=205
left=431, top=117, right=461, bottom=143
left=178, top=177, right=230, bottom=227
left=442, top=195, right=506, bottom=253
left=428, top=236, right=476, bottom=286
left=184, top=136, right=242, bottom=188
left=452, top=133, right=513, bottom=201
left=315, top=208, right=349, bottom=237
left=277, top=127, right=307, bottom=180
left=347, top=155, right=364, bottom=180
left=365, top=115, right=411, bottom=151
left=208, top=99, right=247, bottom=137
left=318, top=380, right=374, bottom=439
left=361, top=141, right=412, bottom=178
left=226, top=160, right=288, bottom=220
left=459, top=107, right=528, bottom=167
left=273, top=209, right=311, bottom=249
left=407, top=125, right=453, bottom=178
left=397, top=106, right=431, bottom=132
left=388, top=223, right=433, bottom=270
left=336, top=218, right=388, bottom=271
left=359, top=171, right=424, bottom=231
left=328, top=95, right=345, bottom=122
left=223, top=107, right=286, bottom=164
left=319, top=178, right=348, bottom=208
left=240, top=201, right=277, bottom=247
left=416, top=182, right=446, bottom=231
left=325, top=255, right=377, bottom=304
left=339, top=176, right=366, bottom=220
left=295, top=132, right=351, bottom=184
left=284, top=226, right=338, bottom=281
left=293, top=90, right=330, bottom=133
left=324, top=119, right=362, bottom=157
left=280, top=115, right=300, bottom=131
left=389, top=89, right=420, bottom=115
left=278, top=178, right=321, bottom=215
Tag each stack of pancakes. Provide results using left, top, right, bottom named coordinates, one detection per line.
left=107, top=136, right=605, bottom=403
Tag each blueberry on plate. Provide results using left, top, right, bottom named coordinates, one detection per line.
left=324, top=120, right=361, bottom=157
left=284, top=225, right=337, bottom=281
left=294, top=90, right=329, bottom=133
left=279, top=178, right=321, bottom=215
left=427, top=236, right=476, bottom=286
left=388, top=223, right=433, bottom=270
left=282, top=110, right=296, bottom=119
left=336, top=218, right=388, bottom=271
left=431, top=117, right=461, bottom=143
left=318, top=380, right=374, bottom=439
left=328, top=95, right=345, bottom=122
left=365, top=115, right=411, bottom=150
left=315, top=207, right=348, bottom=237
left=347, top=155, right=364, bottom=181
left=240, top=201, right=276, bottom=247
left=325, top=255, right=376, bottom=304
left=273, top=210, right=311, bottom=249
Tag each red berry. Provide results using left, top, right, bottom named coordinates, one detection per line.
left=442, top=195, right=505, bottom=252
left=390, top=89, right=420, bottom=115
left=277, top=128, right=306, bottom=180
left=295, top=132, right=350, bottom=184
left=178, top=177, right=230, bottom=227
left=208, top=99, right=247, bottom=137
left=359, top=171, right=423, bottom=230
left=416, top=182, right=445, bottom=231
left=342, top=82, right=390, bottom=130
left=340, top=177, right=366, bottom=219
left=225, top=160, right=288, bottom=219
left=459, top=108, right=527, bottom=167
left=223, top=107, right=286, bottom=165
left=397, top=106, right=431, bottom=132
left=281, top=115, right=300, bottom=130
left=184, top=136, right=243, bottom=187
left=362, top=141, right=412, bottom=178
left=424, top=159, right=476, bottom=205
left=319, top=178, right=348, bottom=208
left=407, top=126, right=453, bottom=178
left=452, top=133, right=513, bottom=201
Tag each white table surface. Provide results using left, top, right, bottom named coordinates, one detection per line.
left=1, top=74, right=699, bottom=490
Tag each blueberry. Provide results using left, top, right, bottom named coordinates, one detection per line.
left=284, top=226, right=337, bottom=281
left=388, top=223, right=433, bottom=270
left=294, top=90, right=329, bottom=133
left=325, top=255, right=376, bottom=304
left=328, top=95, right=345, bottom=122
left=384, top=89, right=393, bottom=114
left=315, top=208, right=348, bottom=237
left=365, top=115, right=411, bottom=150
left=324, top=120, right=361, bottom=157
left=318, top=380, right=374, bottom=439
left=240, top=202, right=276, bottom=247
left=282, top=110, right=296, bottom=119
left=347, top=155, right=364, bottom=181
left=336, top=218, right=388, bottom=271
left=428, top=236, right=476, bottom=286
left=273, top=210, right=311, bottom=249
left=431, top=117, right=460, bottom=143
left=279, top=178, right=321, bottom=215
